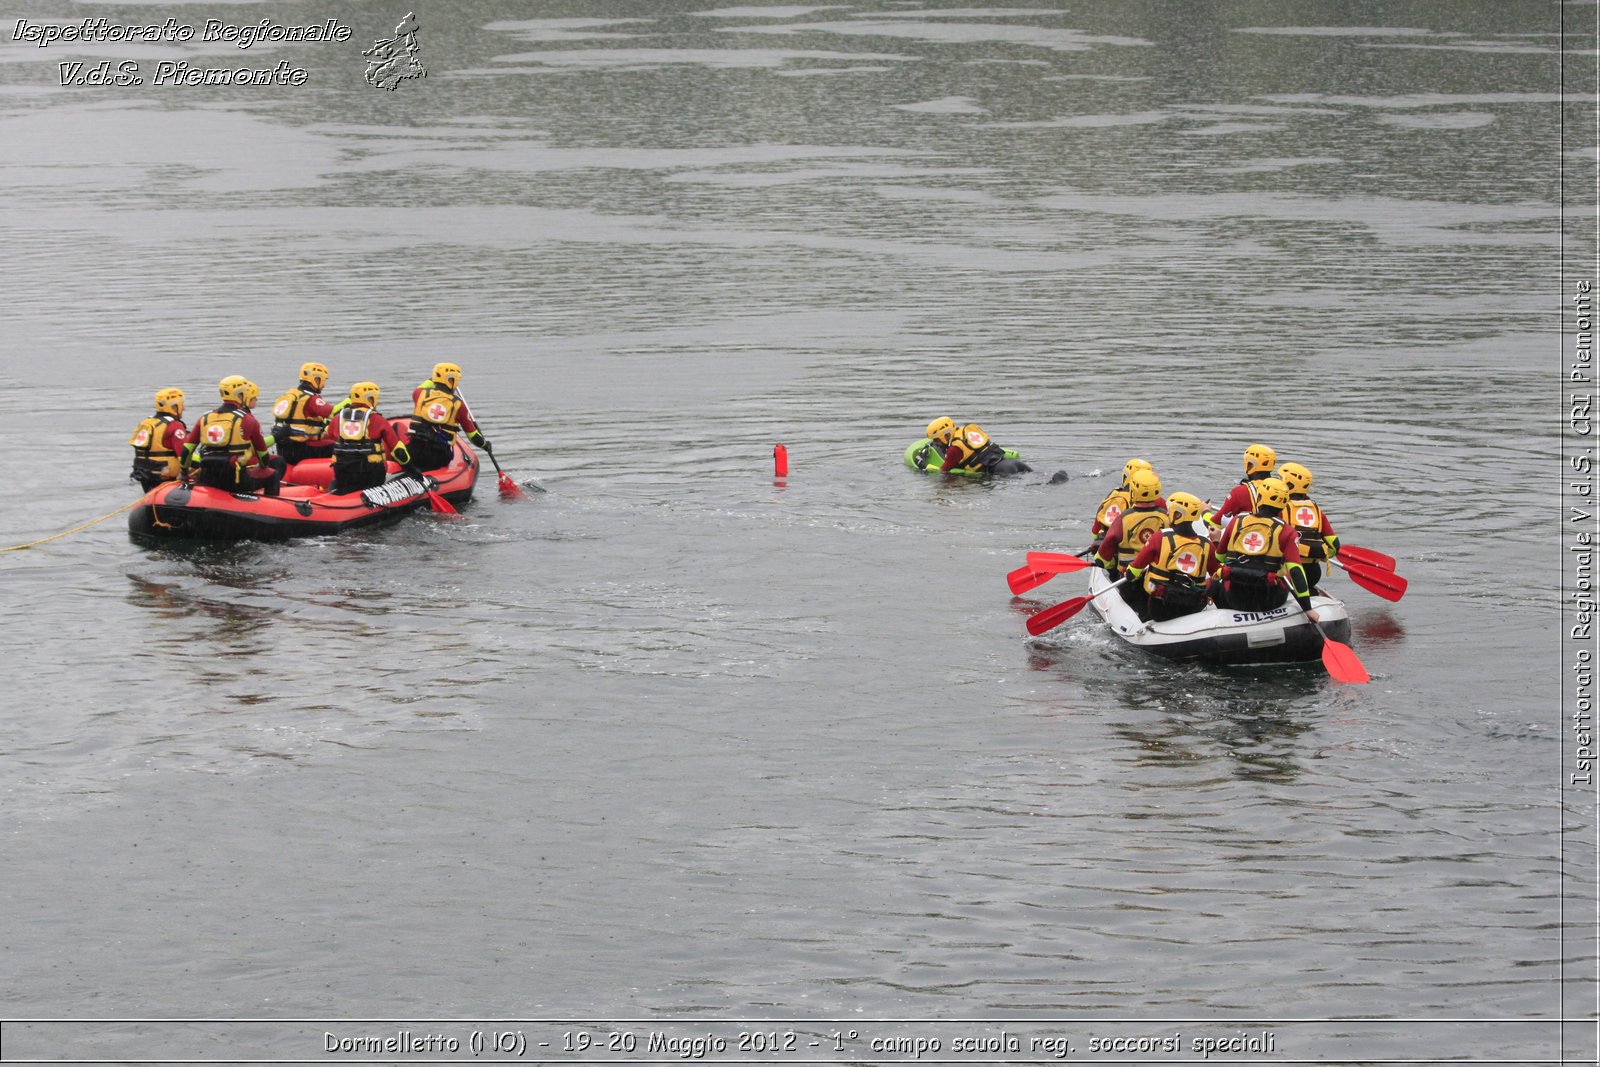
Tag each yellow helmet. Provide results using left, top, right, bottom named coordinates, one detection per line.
left=298, top=361, right=329, bottom=391
left=219, top=375, right=259, bottom=408
left=925, top=417, right=957, bottom=445
left=431, top=362, right=462, bottom=390
left=1121, top=457, right=1153, bottom=484
left=1276, top=462, right=1313, bottom=495
left=348, top=381, right=381, bottom=408
left=1243, top=442, right=1277, bottom=475
left=1127, top=468, right=1163, bottom=504
left=1167, top=491, right=1206, bottom=525
left=154, top=388, right=185, bottom=417
left=1253, top=476, right=1289, bottom=512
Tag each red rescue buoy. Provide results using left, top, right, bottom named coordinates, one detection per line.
left=774, top=443, right=788, bottom=478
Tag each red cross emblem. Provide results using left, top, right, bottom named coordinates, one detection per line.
left=427, top=402, right=449, bottom=422
left=1241, top=530, right=1267, bottom=553
left=1175, top=550, right=1199, bottom=574
left=133, top=428, right=150, bottom=447
left=1104, top=504, right=1123, bottom=524
left=1295, top=505, right=1316, bottom=527
left=206, top=424, right=227, bottom=443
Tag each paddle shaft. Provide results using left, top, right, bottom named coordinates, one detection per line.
left=457, top=388, right=538, bottom=496
left=485, top=448, right=510, bottom=479
left=1025, top=549, right=1095, bottom=570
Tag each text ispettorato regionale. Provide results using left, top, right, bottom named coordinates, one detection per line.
left=12, top=17, right=353, bottom=49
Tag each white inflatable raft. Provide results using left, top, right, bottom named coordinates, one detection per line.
left=1086, top=566, right=1351, bottom=665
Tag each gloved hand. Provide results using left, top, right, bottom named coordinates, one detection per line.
left=468, top=430, right=492, bottom=453
left=391, top=442, right=411, bottom=467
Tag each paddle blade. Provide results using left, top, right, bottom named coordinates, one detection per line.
left=426, top=490, right=458, bottom=515
left=1026, top=595, right=1093, bottom=636
left=1340, top=543, right=1396, bottom=571
left=497, top=470, right=527, bottom=499
left=1340, top=559, right=1407, bottom=602
left=1025, top=551, right=1093, bottom=574
left=1007, top=565, right=1055, bottom=595
left=1320, top=635, right=1370, bottom=684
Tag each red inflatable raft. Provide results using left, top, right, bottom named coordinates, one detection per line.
left=129, top=439, right=479, bottom=541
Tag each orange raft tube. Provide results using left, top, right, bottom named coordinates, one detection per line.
left=129, top=439, right=479, bottom=541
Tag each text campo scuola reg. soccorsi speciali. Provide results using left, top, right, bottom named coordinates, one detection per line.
left=12, top=17, right=352, bottom=88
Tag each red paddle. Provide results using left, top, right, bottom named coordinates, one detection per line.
left=1331, top=557, right=1407, bottom=602
left=1007, top=564, right=1051, bottom=595
left=1339, top=543, right=1396, bottom=571
left=485, top=450, right=527, bottom=500
left=1007, top=552, right=1094, bottom=594
left=1295, top=599, right=1369, bottom=683
left=402, top=467, right=457, bottom=514
left=1025, top=550, right=1094, bottom=571
left=1026, top=577, right=1126, bottom=637
left=457, top=387, right=537, bottom=499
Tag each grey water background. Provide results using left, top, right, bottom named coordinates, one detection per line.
left=0, top=0, right=1594, bottom=1061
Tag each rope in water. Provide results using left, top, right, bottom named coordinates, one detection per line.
left=1, top=500, right=139, bottom=553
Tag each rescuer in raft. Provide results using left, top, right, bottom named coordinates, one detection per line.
left=1092, top=467, right=1168, bottom=614
left=934, top=420, right=1030, bottom=474
left=1205, top=442, right=1280, bottom=535
left=1275, top=461, right=1340, bottom=593
left=316, top=380, right=403, bottom=495
left=184, top=375, right=286, bottom=496
left=129, top=388, right=190, bottom=492
left=1209, top=476, right=1318, bottom=621
left=1124, top=491, right=1218, bottom=623
left=269, top=361, right=336, bottom=465
left=1087, top=457, right=1155, bottom=550
left=400, top=361, right=490, bottom=472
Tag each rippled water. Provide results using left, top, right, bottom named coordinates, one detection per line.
left=1, top=0, right=1593, bottom=1061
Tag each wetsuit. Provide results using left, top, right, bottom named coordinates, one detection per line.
left=270, top=386, right=335, bottom=465
left=1127, top=522, right=1217, bottom=622
left=320, top=407, right=402, bottom=494
left=1211, top=511, right=1312, bottom=614
left=188, top=403, right=284, bottom=496
left=1093, top=500, right=1169, bottom=614
left=407, top=381, right=480, bottom=471
left=939, top=426, right=1031, bottom=475
left=129, top=414, right=188, bottom=492
left=1284, top=493, right=1338, bottom=590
